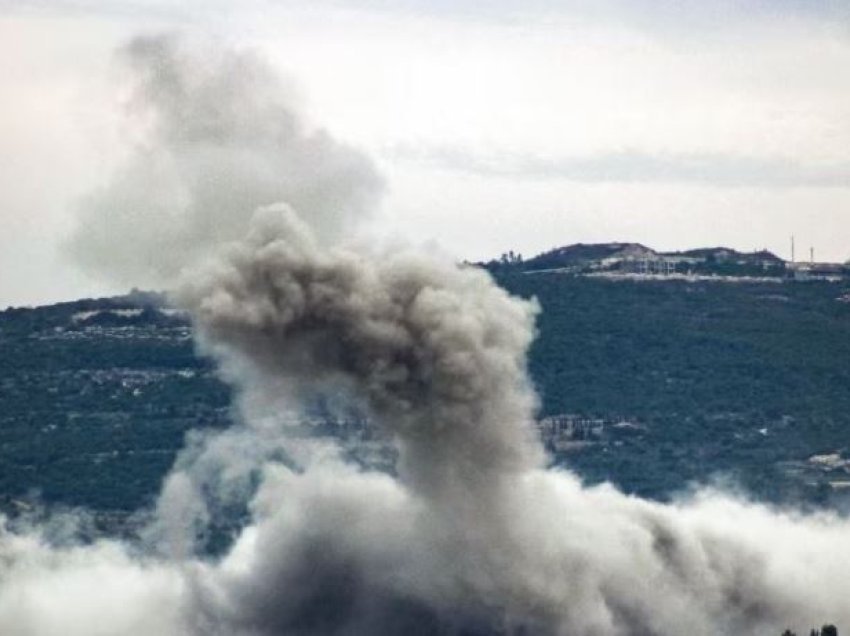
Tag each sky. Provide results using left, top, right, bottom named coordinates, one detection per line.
left=1, top=0, right=849, bottom=307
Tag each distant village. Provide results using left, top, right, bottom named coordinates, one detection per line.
left=484, top=241, right=850, bottom=283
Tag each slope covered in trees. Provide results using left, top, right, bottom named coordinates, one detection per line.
left=1, top=274, right=849, bottom=529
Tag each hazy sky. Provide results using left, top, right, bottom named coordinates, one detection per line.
left=1, top=0, right=849, bottom=306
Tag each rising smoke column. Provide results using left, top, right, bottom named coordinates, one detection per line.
left=177, top=203, right=544, bottom=502
left=174, top=205, right=850, bottom=636
left=65, top=34, right=382, bottom=289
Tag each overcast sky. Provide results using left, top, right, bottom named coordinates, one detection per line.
left=1, top=0, right=849, bottom=306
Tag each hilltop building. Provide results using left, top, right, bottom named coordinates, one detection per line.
left=485, top=241, right=847, bottom=282
left=788, top=262, right=846, bottom=282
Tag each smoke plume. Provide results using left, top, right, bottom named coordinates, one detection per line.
left=65, top=34, right=382, bottom=289
left=10, top=35, right=849, bottom=636
left=170, top=205, right=850, bottom=636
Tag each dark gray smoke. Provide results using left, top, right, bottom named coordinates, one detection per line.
left=7, top=34, right=848, bottom=636
left=168, top=206, right=850, bottom=636
left=177, top=203, right=543, bottom=502
left=65, top=34, right=382, bottom=289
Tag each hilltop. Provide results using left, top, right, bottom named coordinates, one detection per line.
left=484, top=242, right=847, bottom=281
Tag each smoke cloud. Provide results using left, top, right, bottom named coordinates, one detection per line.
left=178, top=203, right=544, bottom=500
left=65, top=34, right=383, bottom=289
left=10, top=35, right=849, bottom=636
left=10, top=205, right=849, bottom=635
left=171, top=206, right=850, bottom=636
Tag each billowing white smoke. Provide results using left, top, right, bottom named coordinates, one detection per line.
left=8, top=35, right=848, bottom=636
left=65, top=34, right=382, bottom=289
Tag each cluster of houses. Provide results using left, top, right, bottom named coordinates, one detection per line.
left=787, top=262, right=847, bottom=282
left=536, top=413, right=644, bottom=451
left=523, top=242, right=849, bottom=281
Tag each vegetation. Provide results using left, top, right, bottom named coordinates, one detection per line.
left=1, top=272, right=850, bottom=529
left=495, top=272, right=850, bottom=504
left=0, top=297, right=231, bottom=521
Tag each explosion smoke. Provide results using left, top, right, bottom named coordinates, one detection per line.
left=65, top=34, right=382, bottom=289
left=5, top=35, right=849, bottom=636
left=171, top=206, right=850, bottom=636
left=177, top=203, right=543, bottom=502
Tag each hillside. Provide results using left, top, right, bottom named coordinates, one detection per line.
left=497, top=272, right=850, bottom=504
left=0, top=293, right=231, bottom=530
left=486, top=241, right=842, bottom=281
left=1, top=275, right=850, bottom=533
left=517, top=242, right=656, bottom=271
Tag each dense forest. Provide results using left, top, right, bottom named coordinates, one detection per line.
left=496, top=273, right=850, bottom=503
left=1, top=274, right=849, bottom=530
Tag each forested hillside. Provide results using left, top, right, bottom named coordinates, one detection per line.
left=498, top=273, right=850, bottom=503
left=0, top=293, right=231, bottom=530
left=1, top=275, right=849, bottom=532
